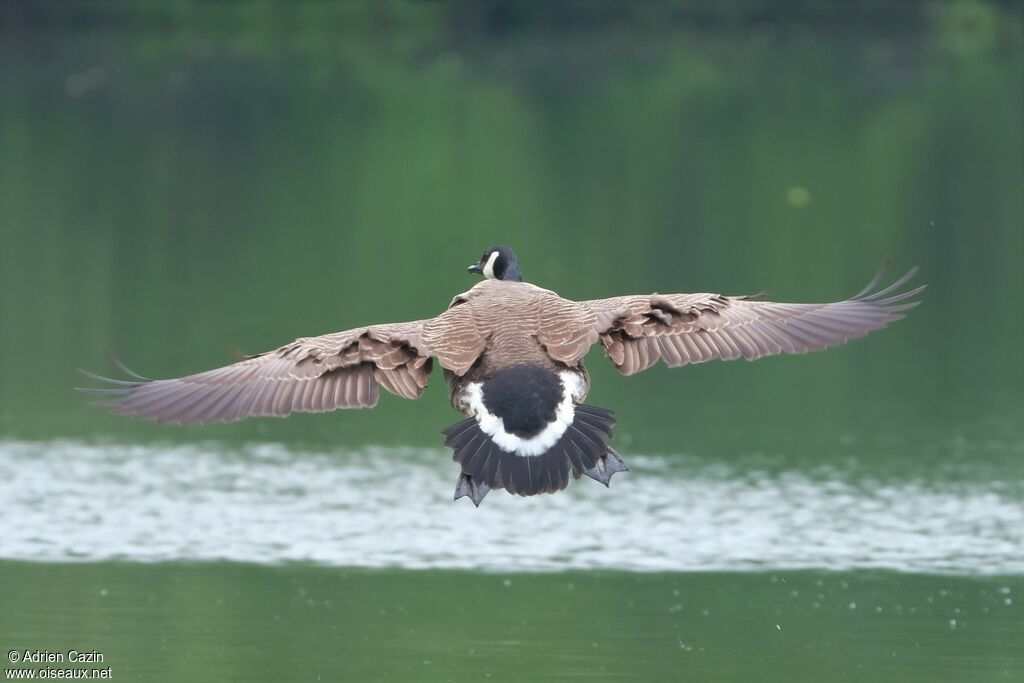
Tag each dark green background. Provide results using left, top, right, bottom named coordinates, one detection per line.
left=1, top=2, right=1021, bottom=681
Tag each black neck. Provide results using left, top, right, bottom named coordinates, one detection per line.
left=502, top=261, right=523, bottom=282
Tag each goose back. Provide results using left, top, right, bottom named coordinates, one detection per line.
left=422, top=280, right=599, bottom=412
left=423, top=280, right=597, bottom=376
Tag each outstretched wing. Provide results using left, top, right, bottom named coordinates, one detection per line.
left=80, top=321, right=433, bottom=424
left=579, top=266, right=924, bottom=376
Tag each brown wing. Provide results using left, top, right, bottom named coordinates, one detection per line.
left=80, top=321, right=433, bottom=424
left=421, top=298, right=487, bottom=376
left=580, top=267, right=924, bottom=376
left=536, top=292, right=600, bottom=365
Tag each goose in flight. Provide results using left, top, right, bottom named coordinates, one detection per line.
left=83, top=246, right=923, bottom=505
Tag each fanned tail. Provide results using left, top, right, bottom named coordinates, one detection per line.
left=442, top=404, right=627, bottom=506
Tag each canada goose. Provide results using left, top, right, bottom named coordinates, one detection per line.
left=83, top=246, right=923, bottom=506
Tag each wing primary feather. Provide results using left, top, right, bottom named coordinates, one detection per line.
left=331, top=372, right=346, bottom=407
left=872, top=283, right=927, bottom=306
left=294, top=379, right=319, bottom=412
left=252, top=379, right=282, bottom=417
left=238, top=378, right=272, bottom=417
left=885, top=301, right=921, bottom=313
left=851, top=259, right=893, bottom=299
left=860, top=267, right=919, bottom=302
left=178, top=385, right=234, bottom=424
left=121, top=382, right=204, bottom=421
left=75, top=386, right=131, bottom=396
left=113, top=381, right=189, bottom=414
left=105, top=352, right=152, bottom=381
left=77, top=369, right=139, bottom=386
left=272, top=380, right=298, bottom=416
left=759, top=321, right=802, bottom=354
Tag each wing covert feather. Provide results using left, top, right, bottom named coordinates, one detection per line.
left=421, top=302, right=487, bottom=376
left=537, top=294, right=599, bottom=365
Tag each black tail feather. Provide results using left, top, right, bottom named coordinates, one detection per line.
left=479, top=444, right=500, bottom=490
left=563, top=437, right=588, bottom=475
left=573, top=410, right=616, bottom=437
left=443, top=404, right=626, bottom=505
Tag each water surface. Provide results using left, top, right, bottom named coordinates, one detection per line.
left=1, top=562, right=1020, bottom=682
left=2, top=439, right=1021, bottom=574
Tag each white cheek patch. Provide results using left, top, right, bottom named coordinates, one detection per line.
left=482, top=251, right=500, bottom=279
left=460, top=372, right=584, bottom=457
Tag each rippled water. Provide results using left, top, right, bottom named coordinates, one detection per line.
left=3, top=439, right=1020, bottom=574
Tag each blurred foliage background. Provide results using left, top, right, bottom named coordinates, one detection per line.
left=1, top=0, right=1020, bottom=461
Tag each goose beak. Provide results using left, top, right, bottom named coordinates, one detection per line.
left=467, top=263, right=483, bottom=274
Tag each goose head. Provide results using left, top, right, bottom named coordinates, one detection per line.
left=468, top=246, right=523, bottom=282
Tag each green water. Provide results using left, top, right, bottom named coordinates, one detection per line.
left=0, top=562, right=1020, bottom=682
left=1, top=2, right=1022, bottom=681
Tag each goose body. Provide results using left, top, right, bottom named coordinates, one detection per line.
left=428, top=278, right=620, bottom=503
left=84, top=246, right=924, bottom=505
